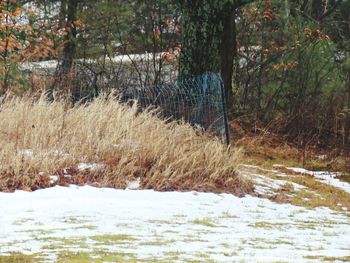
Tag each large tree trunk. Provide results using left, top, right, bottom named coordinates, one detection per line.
left=220, top=7, right=236, bottom=116
left=179, top=1, right=223, bottom=77
left=344, top=69, right=350, bottom=147
left=48, top=0, right=79, bottom=101
left=179, top=0, right=236, bottom=113
left=59, top=0, right=68, bottom=28
left=312, top=0, right=325, bottom=19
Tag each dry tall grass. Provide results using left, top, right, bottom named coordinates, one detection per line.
left=0, top=95, right=251, bottom=195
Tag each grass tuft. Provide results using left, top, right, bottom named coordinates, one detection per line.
left=0, top=94, right=250, bottom=195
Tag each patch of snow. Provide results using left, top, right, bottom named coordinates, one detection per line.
left=317, top=155, right=327, bottom=160
left=126, top=178, right=141, bottom=190
left=0, top=186, right=349, bottom=262
left=62, top=168, right=71, bottom=176
left=19, top=149, right=33, bottom=157
left=241, top=171, right=305, bottom=196
left=113, top=139, right=140, bottom=150
left=19, top=149, right=70, bottom=158
left=22, top=60, right=58, bottom=70
left=49, top=176, right=58, bottom=184
left=77, top=163, right=105, bottom=172
left=285, top=167, right=350, bottom=194
left=276, top=173, right=289, bottom=177
left=21, top=53, right=167, bottom=72
left=53, top=149, right=69, bottom=157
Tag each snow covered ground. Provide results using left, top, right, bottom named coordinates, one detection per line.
left=21, top=53, right=167, bottom=72
left=283, top=166, right=350, bottom=194
left=1, top=185, right=349, bottom=262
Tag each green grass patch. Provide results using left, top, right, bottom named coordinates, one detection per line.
left=303, top=255, right=350, bottom=262
left=288, top=176, right=350, bottom=211
left=40, top=237, right=89, bottom=250
left=90, top=234, right=136, bottom=245
left=248, top=221, right=287, bottom=230
left=192, top=218, right=219, bottom=228
left=240, top=163, right=350, bottom=212
left=139, top=240, right=171, bottom=246
left=56, top=250, right=138, bottom=263
left=12, top=218, right=34, bottom=226
left=0, top=253, right=37, bottom=263
left=221, top=211, right=239, bottom=219
left=61, top=217, right=90, bottom=224
left=18, top=229, right=55, bottom=235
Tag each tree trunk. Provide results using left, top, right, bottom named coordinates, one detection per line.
left=179, top=0, right=236, bottom=113
left=48, top=0, right=79, bottom=101
left=59, top=0, right=68, bottom=28
left=312, top=0, right=325, bottom=19
left=220, top=8, right=236, bottom=116
left=344, top=69, right=350, bottom=147
left=179, top=1, right=223, bottom=77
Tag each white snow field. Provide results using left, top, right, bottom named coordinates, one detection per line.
left=1, top=185, right=350, bottom=262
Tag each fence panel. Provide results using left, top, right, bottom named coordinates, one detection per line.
left=120, top=72, right=230, bottom=144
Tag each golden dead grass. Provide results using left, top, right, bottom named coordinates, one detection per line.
left=236, top=131, right=350, bottom=175
left=0, top=94, right=251, bottom=195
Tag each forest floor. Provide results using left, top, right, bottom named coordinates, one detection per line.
left=1, top=161, right=350, bottom=263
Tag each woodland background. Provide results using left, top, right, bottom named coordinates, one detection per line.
left=1, top=0, right=350, bottom=151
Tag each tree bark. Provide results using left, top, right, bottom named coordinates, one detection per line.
left=179, top=1, right=223, bottom=77
left=48, top=0, right=79, bottom=101
left=220, top=7, right=236, bottom=116
left=344, top=69, right=350, bottom=147
left=179, top=1, right=235, bottom=114
left=179, top=0, right=254, bottom=114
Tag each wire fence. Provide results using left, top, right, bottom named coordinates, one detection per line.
left=24, top=58, right=230, bottom=144
left=120, top=72, right=230, bottom=144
